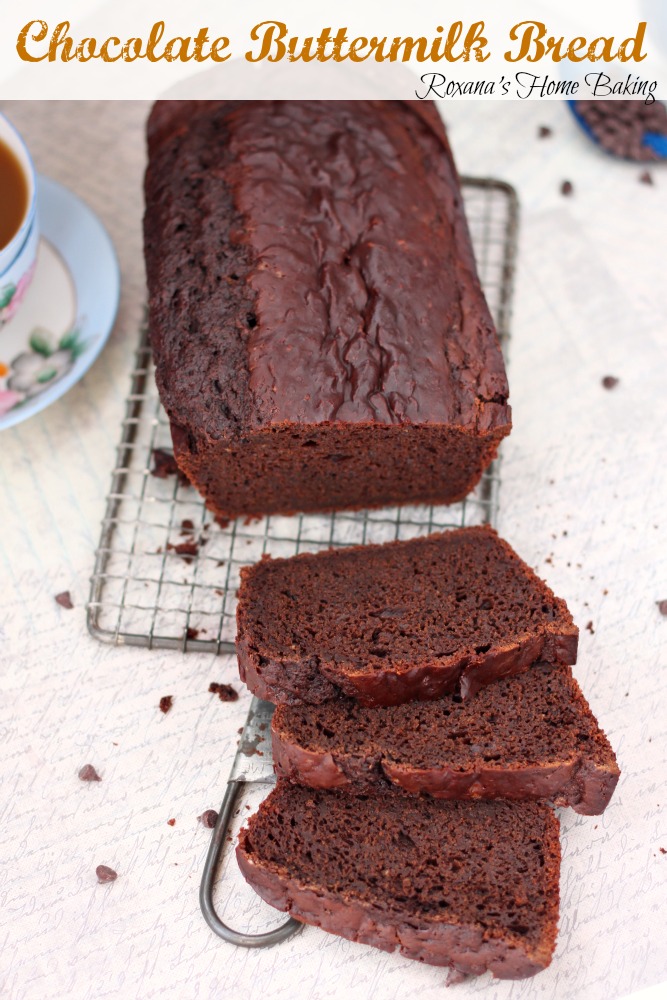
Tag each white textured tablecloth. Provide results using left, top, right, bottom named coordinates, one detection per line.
left=0, top=100, right=665, bottom=1000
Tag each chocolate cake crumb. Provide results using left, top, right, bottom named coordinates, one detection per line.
left=656, top=600, right=667, bottom=616
left=560, top=180, right=573, bottom=196
left=586, top=621, right=595, bottom=634
left=602, top=376, right=619, bottom=390
left=78, top=764, right=101, bottom=782
left=639, top=170, right=654, bottom=186
left=199, top=809, right=219, bottom=828
left=167, top=818, right=176, bottom=826
left=446, top=968, right=469, bottom=987
left=55, top=591, right=74, bottom=610
left=538, top=125, right=552, bottom=139
left=185, top=627, right=199, bottom=641
left=151, top=448, right=187, bottom=482
left=209, top=682, right=239, bottom=702
left=168, top=540, right=200, bottom=564
left=159, top=695, right=173, bottom=714
left=96, top=865, right=117, bottom=883
left=660, top=848, right=666, bottom=855
left=180, top=518, right=195, bottom=533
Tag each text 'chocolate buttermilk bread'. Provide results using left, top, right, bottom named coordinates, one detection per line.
left=143, top=100, right=511, bottom=519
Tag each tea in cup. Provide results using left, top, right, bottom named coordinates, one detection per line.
left=0, top=115, right=38, bottom=328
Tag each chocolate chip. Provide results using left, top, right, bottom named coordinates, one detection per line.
left=78, top=764, right=101, bottom=782
left=602, top=376, right=619, bottom=390
left=209, top=682, right=239, bottom=702
left=167, top=818, right=176, bottom=827
left=159, top=695, right=173, bottom=714
left=538, top=125, right=552, bottom=139
left=639, top=171, right=654, bottom=186
left=560, top=180, right=573, bottom=196
left=657, top=600, right=667, bottom=616
left=96, top=865, right=117, bottom=883
left=199, top=809, right=219, bottom=829
left=55, top=591, right=74, bottom=610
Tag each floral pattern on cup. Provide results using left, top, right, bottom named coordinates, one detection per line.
left=0, top=259, right=37, bottom=329
left=0, top=323, right=89, bottom=416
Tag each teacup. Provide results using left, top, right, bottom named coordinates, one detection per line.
left=0, top=114, right=38, bottom=329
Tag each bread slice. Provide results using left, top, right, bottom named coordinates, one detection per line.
left=237, top=782, right=561, bottom=979
left=272, top=663, right=619, bottom=815
left=236, top=526, right=578, bottom=706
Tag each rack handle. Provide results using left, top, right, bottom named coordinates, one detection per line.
left=199, top=779, right=303, bottom=947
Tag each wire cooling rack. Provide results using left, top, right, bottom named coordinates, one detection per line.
left=87, top=177, right=518, bottom=654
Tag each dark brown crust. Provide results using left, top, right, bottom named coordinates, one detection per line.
left=143, top=100, right=511, bottom=519
left=238, top=625, right=578, bottom=706
left=272, top=737, right=619, bottom=816
left=236, top=793, right=561, bottom=980
left=236, top=526, right=578, bottom=707
left=236, top=845, right=548, bottom=978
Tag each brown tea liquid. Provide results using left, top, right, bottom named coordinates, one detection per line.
left=0, top=139, right=29, bottom=252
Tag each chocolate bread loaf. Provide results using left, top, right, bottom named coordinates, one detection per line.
left=237, top=782, right=560, bottom=979
left=272, top=663, right=619, bottom=814
left=236, top=526, right=578, bottom=706
left=143, top=100, right=511, bottom=520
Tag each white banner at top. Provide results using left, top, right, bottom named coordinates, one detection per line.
left=0, top=0, right=666, bottom=101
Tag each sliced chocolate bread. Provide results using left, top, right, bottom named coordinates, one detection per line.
left=236, top=526, right=578, bottom=706
left=272, top=663, right=619, bottom=815
left=237, top=782, right=561, bottom=979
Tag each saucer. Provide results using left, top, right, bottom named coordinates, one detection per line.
left=0, top=175, right=120, bottom=431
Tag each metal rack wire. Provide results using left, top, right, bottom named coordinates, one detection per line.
left=87, top=177, right=518, bottom=653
